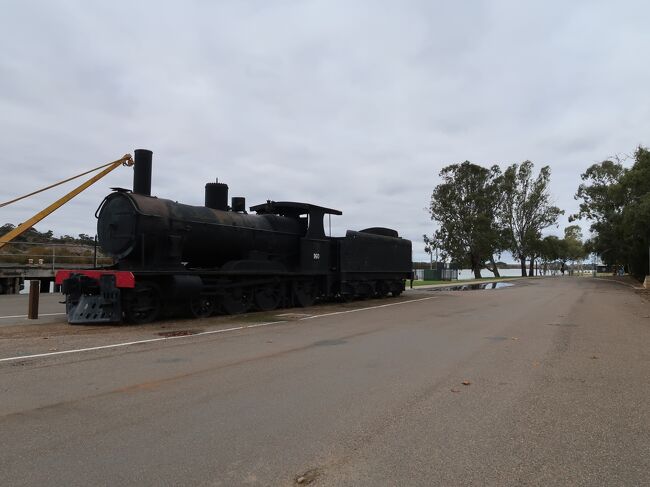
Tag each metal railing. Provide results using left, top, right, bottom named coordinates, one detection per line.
left=0, top=240, right=113, bottom=269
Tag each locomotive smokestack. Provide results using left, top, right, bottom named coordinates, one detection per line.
left=205, top=180, right=229, bottom=211
left=133, top=149, right=153, bottom=196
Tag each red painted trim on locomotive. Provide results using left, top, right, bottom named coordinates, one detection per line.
left=55, top=270, right=136, bottom=288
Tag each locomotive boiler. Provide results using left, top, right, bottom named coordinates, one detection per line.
left=56, top=149, right=412, bottom=324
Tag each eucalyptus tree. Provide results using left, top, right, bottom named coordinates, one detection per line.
left=574, top=147, right=650, bottom=278
left=501, top=161, right=563, bottom=276
left=422, top=234, right=440, bottom=269
left=539, top=235, right=562, bottom=274
left=619, top=148, right=650, bottom=277
left=428, top=161, right=505, bottom=278
left=572, top=159, right=628, bottom=267
left=562, top=225, right=588, bottom=264
left=526, top=231, right=544, bottom=276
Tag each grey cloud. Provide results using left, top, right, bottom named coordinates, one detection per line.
left=1, top=0, right=649, bottom=262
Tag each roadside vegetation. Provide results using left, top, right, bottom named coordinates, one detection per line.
left=0, top=224, right=111, bottom=265
left=572, top=147, right=650, bottom=280
left=426, top=160, right=587, bottom=278
left=425, top=146, right=650, bottom=281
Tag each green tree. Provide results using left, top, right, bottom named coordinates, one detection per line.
left=422, top=234, right=439, bottom=269
left=619, top=148, right=650, bottom=277
left=572, top=159, right=628, bottom=267
left=501, top=161, right=563, bottom=276
left=0, top=223, right=16, bottom=236
left=573, top=147, right=650, bottom=278
left=563, top=225, right=588, bottom=263
left=77, top=233, right=95, bottom=246
left=526, top=231, right=545, bottom=276
left=428, top=161, right=505, bottom=278
left=539, top=235, right=562, bottom=274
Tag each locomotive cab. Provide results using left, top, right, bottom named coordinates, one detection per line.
left=250, top=201, right=342, bottom=275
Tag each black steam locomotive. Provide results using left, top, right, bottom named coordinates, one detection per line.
left=56, top=150, right=412, bottom=324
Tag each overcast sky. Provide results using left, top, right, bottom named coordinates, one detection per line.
left=1, top=1, right=649, bottom=262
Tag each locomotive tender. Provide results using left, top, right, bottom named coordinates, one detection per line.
left=56, top=149, right=412, bottom=324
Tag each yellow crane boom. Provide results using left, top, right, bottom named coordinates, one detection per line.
left=0, top=154, right=133, bottom=250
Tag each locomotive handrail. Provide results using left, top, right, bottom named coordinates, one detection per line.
left=94, top=191, right=143, bottom=219
left=94, top=195, right=111, bottom=219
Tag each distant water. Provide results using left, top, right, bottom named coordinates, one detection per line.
left=457, top=268, right=525, bottom=280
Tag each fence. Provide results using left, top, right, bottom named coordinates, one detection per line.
left=413, top=264, right=459, bottom=281
left=0, top=240, right=113, bottom=268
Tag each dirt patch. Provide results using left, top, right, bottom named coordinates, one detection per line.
left=634, top=288, right=650, bottom=302
left=0, top=322, right=123, bottom=339
left=295, top=468, right=322, bottom=485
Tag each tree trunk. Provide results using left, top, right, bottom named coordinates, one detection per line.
left=488, top=256, right=501, bottom=277
left=529, top=256, right=535, bottom=276
left=519, top=255, right=528, bottom=277
left=470, top=254, right=482, bottom=279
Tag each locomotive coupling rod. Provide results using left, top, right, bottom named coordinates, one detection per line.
left=0, top=154, right=134, bottom=250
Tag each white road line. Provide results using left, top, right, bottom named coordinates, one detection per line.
left=299, top=296, right=437, bottom=320
left=0, top=322, right=281, bottom=364
left=0, top=312, right=66, bottom=320
left=0, top=296, right=438, bottom=363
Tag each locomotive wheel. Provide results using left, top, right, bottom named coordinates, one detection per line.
left=124, top=281, right=162, bottom=324
left=221, top=286, right=252, bottom=315
left=293, top=280, right=316, bottom=308
left=189, top=295, right=215, bottom=318
left=357, top=282, right=374, bottom=300
left=390, top=280, right=403, bottom=297
left=339, top=282, right=355, bottom=302
left=375, top=280, right=390, bottom=298
left=254, top=284, right=282, bottom=311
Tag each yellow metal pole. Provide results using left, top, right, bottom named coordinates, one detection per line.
left=0, top=155, right=133, bottom=250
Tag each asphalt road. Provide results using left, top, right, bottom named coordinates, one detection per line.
left=0, top=293, right=66, bottom=327
left=0, top=277, right=648, bottom=486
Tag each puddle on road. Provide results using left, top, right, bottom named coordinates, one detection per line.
left=312, top=339, right=347, bottom=347
left=426, top=282, right=515, bottom=292
left=275, top=313, right=313, bottom=320
left=157, top=329, right=203, bottom=337
left=155, top=357, right=187, bottom=363
left=484, top=336, right=510, bottom=341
